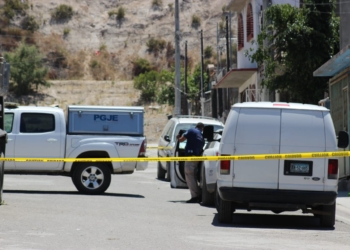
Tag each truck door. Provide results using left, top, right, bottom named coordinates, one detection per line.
left=279, top=110, right=325, bottom=191
left=15, top=112, right=62, bottom=170
left=233, top=108, right=281, bottom=189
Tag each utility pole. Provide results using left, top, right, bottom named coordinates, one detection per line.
left=184, top=41, right=189, bottom=115
left=200, top=29, right=204, bottom=116
left=224, top=15, right=231, bottom=112
left=228, top=11, right=233, bottom=69
left=185, top=41, right=188, bottom=95
left=174, top=0, right=181, bottom=116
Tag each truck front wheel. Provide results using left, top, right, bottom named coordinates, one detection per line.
left=72, top=162, right=111, bottom=195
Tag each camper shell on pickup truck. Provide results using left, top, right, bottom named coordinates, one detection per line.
left=4, top=104, right=147, bottom=194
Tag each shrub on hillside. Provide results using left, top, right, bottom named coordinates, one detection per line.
left=117, top=7, right=126, bottom=21
left=132, top=58, right=152, bottom=77
left=152, top=0, right=163, bottom=9
left=51, top=4, right=73, bottom=21
left=89, top=50, right=116, bottom=80
left=204, top=46, right=213, bottom=59
left=2, top=0, right=28, bottom=20
left=20, top=15, right=39, bottom=32
left=191, top=15, right=201, bottom=28
left=146, top=37, right=166, bottom=55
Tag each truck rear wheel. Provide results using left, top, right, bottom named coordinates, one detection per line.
left=217, top=189, right=233, bottom=223
left=157, top=161, right=166, bottom=179
left=320, top=203, right=336, bottom=227
left=72, top=162, right=111, bottom=195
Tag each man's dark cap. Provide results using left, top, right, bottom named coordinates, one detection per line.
left=196, top=122, right=204, bottom=129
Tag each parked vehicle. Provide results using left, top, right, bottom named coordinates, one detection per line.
left=4, top=104, right=148, bottom=194
left=216, top=102, right=349, bottom=227
left=157, top=115, right=224, bottom=188
left=199, top=129, right=222, bottom=206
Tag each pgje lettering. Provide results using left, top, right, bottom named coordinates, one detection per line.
left=94, top=114, right=118, bottom=122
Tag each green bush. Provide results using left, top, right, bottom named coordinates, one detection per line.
left=191, top=15, right=201, bottom=28
left=63, top=28, right=70, bottom=36
left=132, top=58, right=152, bottom=77
left=146, top=37, right=166, bottom=54
left=90, top=60, right=99, bottom=69
left=2, top=0, right=28, bottom=20
left=51, top=4, right=73, bottom=20
left=20, top=15, right=39, bottom=32
left=204, top=46, right=213, bottom=59
left=117, top=7, right=125, bottom=20
left=152, top=0, right=163, bottom=8
left=108, top=10, right=118, bottom=17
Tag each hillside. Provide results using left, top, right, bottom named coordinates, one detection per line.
left=0, top=0, right=235, bottom=142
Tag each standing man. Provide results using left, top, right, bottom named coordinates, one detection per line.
left=176, top=122, right=205, bottom=203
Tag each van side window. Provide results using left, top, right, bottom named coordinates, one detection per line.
left=4, top=113, right=14, bottom=133
left=20, top=113, right=55, bottom=133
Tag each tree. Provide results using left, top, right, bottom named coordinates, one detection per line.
left=156, top=70, right=175, bottom=105
left=247, top=0, right=339, bottom=104
left=187, top=64, right=208, bottom=114
left=133, top=71, right=158, bottom=102
left=4, top=43, right=49, bottom=95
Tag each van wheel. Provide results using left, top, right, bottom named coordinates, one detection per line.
left=217, top=189, right=233, bottom=223
left=157, top=161, right=166, bottom=179
left=320, top=203, right=336, bottom=227
left=72, top=162, right=111, bottom=195
left=165, top=162, right=171, bottom=181
left=201, top=167, right=215, bottom=206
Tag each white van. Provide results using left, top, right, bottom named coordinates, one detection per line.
left=216, top=102, right=349, bottom=227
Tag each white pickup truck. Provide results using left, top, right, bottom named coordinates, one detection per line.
left=3, top=104, right=148, bottom=194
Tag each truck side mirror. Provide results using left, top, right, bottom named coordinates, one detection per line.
left=337, top=131, right=349, bottom=148
left=203, top=125, right=214, bottom=141
left=164, top=135, right=171, bottom=142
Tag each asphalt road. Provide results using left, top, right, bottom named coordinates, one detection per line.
left=1, top=149, right=350, bottom=250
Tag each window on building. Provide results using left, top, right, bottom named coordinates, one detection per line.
left=247, top=3, right=254, bottom=42
left=238, top=13, right=244, bottom=50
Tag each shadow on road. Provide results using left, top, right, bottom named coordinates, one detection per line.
left=4, top=189, right=144, bottom=198
left=211, top=213, right=334, bottom=231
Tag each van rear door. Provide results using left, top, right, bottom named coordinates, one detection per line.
left=279, top=109, right=325, bottom=191
left=233, top=108, right=281, bottom=189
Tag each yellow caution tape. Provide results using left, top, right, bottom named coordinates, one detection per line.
left=1, top=151, right=349, bottom=162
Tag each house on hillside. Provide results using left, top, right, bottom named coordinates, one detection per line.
left=214, top=0, right=300, bottom=106
left=313, top=1, right=350, bottom=180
